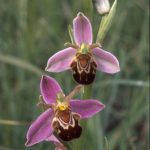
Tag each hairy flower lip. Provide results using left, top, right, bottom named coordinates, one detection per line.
left=25, top=75, right=105, bottom=147
left=46, top=12, right=120, bottom=81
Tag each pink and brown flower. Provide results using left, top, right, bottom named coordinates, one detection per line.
left=46, top=12, right=120, bottom=85
left=25, top=75, right=105, bottom=147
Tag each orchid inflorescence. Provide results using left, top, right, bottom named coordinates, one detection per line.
left=25, top=12, right=120, bottom=150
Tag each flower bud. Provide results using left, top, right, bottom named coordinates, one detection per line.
left=95, top=0, right=110, bottom=15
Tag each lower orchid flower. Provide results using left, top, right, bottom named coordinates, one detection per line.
left=46, top=12, right=120, bottom=85
left=25, top=75, right=105, bottom=147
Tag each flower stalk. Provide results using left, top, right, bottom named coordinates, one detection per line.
left=82, top=85, right=92, bottom=99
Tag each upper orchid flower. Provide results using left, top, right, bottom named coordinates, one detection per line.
left=46, top=12, right=120, bottom=85
left=25, top=75, right=105, bottom=147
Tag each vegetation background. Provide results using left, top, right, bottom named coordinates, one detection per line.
left=0, top=0, right=149, bottom=150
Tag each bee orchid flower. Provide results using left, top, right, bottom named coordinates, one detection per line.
left=25, top=75, right=105, bottom=147
left=46, top=12, right=120, bottom=85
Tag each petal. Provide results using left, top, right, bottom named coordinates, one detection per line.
left=40, top=75, right=62, bottom=104
left=93, top=48, right=120, bottom=73
left=46, top=135, right=68, bottom=150
left=70, top=99, right=105, bottom=119
left=46, top=134, right=60, bottom=143
left=25, top=109, right=54, bottom=147
left=73, top=12, right=93, bottom=45
left=46, top=47, right=76, bottom=72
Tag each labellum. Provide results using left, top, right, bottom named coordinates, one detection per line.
left=52, top=106, right=82, bottom=141
left=71, top=52, right=97, bottom=85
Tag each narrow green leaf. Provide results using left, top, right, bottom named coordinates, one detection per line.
left=95, top=79, right=149, bottom=87
left=0, top=53, right=44, bottom=76
left=68, top=24, right=75, bottom=44
left=96, top=0, right=118, bottom=43
left=0, top=119, right=28, bottom=126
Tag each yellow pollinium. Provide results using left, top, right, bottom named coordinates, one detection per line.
left=56, top=101, right=69, bottom=111
left=56, top=92, right=70, bottom=111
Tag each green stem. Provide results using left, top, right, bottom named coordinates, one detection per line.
left=73, top=85, right=92, bottom=150
left=73, top=1, right=93, bottom=149
left=82, top=84, right=92, bottom=99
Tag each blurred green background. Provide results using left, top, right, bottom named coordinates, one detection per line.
left=0, top=0, right=149, bottom=150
